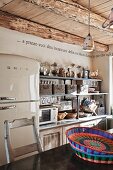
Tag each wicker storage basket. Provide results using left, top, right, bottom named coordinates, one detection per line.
left=52, top=84, right=65, bottom=95
left=40, top=84, right=52, bottom=95
left=65, top=85, right=77, bottom=94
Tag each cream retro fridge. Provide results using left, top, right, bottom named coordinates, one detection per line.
left=0, top=54, right=40, bottom=166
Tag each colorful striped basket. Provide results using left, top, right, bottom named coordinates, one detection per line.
left=66, top=127, right=113, bottom=164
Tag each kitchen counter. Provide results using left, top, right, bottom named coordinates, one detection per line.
left=1, top=144, right=113, bottom=170
left=39, top=115, right=107, bottom=130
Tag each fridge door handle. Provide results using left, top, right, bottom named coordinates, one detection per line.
left=0, top=97, right=16, bottom=100
left=0, top=105, right=16, bottom=110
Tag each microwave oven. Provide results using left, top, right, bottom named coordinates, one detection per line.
left=39, top=107, right=58, bottom=125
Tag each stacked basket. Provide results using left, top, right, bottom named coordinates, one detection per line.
left=66, top=127, right=113, bottom=164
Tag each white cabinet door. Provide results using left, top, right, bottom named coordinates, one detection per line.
left=40, top=127, right=62, bottom=151
left=63, top=123, right=80, bottom=145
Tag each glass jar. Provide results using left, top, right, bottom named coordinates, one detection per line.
left=76, top=65, right=83, bottom=78
left=40, top=62, right=50, bottom=76
left=66, top=68, right=71, bottom=77
left=58, top=65, right=65, bottom=77
left=51, top=62, right=58, bottom=76
left=70, top=64, right=77, bottom=78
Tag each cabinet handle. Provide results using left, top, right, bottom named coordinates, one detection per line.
left=0, top=105, right=16, bottom=110
left=0, top=97, right=16, bottom=100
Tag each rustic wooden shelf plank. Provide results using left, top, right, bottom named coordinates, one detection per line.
left=40, top=75, right=102, bottom=81
left=40, top=93, right=108, bottom=98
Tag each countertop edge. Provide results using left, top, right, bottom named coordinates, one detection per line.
left=39, top=115, right=108, bottom=131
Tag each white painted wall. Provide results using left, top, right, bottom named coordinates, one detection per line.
left=92, top=45, right=113, bottom=114
left=110, top=57, right=113, bottom=114
left=2, top=26, right=113, bottom=113
left=0, top=27, right=92, bottom=69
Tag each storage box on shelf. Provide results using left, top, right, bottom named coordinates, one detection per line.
left=52, top=84, right=65, bottom=95
left=58, top=101, right=72, bottom=112
left=40, top=76, right=102, bottom=97
left=65, top=84, right=77, bottom=94
left=40, top=83, right=52, bottom=95
left=76, top=79, right=101, bottom=93
left=39, top=75, right=107, bottom=118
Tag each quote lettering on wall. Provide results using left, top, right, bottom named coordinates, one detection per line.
left=95, top=53, right=113, bottom=57
left=17, top=39, right=89, bottom=57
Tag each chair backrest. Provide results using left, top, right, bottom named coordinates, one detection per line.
left=4, top=116, right=43, bottom=163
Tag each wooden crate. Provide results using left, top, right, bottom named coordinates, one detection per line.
left=52, top=84, right=65, bottom=95
left=65, top=85, right=77, bottom=94
left=40, top=84, right=52, bottom=95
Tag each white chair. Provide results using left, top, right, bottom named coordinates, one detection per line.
left=4, top=116, right=43, bottom=163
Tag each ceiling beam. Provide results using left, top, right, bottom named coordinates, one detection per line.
left=25, top=0, right=113, bottom=37
left=0, top=10, right=109, bottom=52
left=0, top=0, right=13, bottom=8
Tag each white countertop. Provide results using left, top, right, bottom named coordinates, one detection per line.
left=39, top=115, right=108, bottom=130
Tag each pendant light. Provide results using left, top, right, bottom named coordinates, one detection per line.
left=83, top=0, right=94, bottom=52
left=102, top=8, right=113, bottom=29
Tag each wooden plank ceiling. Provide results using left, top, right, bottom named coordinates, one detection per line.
left=0, top=0, right=113, bottom=51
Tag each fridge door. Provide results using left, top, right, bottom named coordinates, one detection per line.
left=0, top=101, right=39, bottom=166
left=0, top=54, right=39, bottom=102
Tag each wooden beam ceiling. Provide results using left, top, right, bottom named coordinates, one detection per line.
left=0, top=0, right=13, bottom=8
left=0, top=10, right=108, bottom=52
left=25, top=0, right=113, bottom=37
left=0, top=0, right=112, bottom=51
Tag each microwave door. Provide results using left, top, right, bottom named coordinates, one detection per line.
left=39, top=109, right=51, bottom=125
